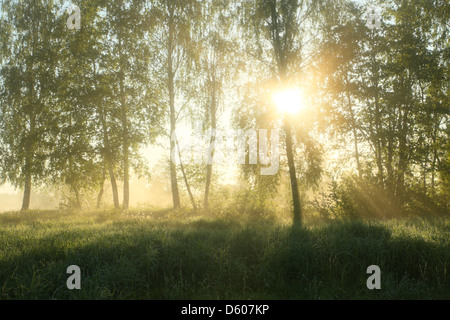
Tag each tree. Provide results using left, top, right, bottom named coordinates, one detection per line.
left=51, top=0, right=108, bottom=209
left=0, top=0, right=64, bottom=211
left=196, top=0, right=237, bottom=212
left=151, top=0, right=201, bottom=211
left=239, top=0, right=323, bottom=225
left=315, top=0, right=449, bottom=215
left=103, top=0, right=158, bottom=210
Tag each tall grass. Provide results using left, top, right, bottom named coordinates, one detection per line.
left=0, top=209, right=448, bottom=299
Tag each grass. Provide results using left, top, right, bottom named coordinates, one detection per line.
left=0, top=209, right=448, bottom=299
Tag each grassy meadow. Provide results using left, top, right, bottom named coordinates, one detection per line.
left=0, top=209, right=448, bottom=300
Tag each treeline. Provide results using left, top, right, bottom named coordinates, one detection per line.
left=312, top=0, right=449, bottom=217
left=0, top=0, right=448, bottom=221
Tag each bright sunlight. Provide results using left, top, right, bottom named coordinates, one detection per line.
left=272, top=88, right=306, bottom=114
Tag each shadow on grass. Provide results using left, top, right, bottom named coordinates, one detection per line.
left=0, top=217, right=448, bottom=299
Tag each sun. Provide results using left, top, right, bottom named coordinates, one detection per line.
left=272, top=88, right=306, bottom=115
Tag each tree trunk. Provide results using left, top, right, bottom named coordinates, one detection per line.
left=168, top=8, right=181, bottom=210
left=109, top=166, right=120, bottom=210
left=353, top=127, right=362, bottom=179
left=269, top=2, right=302, bottom=226
left=118, top=29, right=130, bottom=211
left=204, top=77, right=217, bottom=212
left=21, top=111, right=35, bottom=212
left=120, top=95, right=130, bottom=211
left=374, top=86, right=384, bottom=185
left=21, top=158, right=32, bottom=212
left=123, top=153, right=130, bottom=210
left=94, top=59, right=120, bottom=210
left=101, top=111, right=120, bottom=210
left=423, top=165, right=427, bottom=193
left=431, top=148, right=437, bottom=197
left=431, top=123, right=438, bottom=197
left=22, top=43, right=36, bottom=212
left=346, top=90, right=362, bottom=179
left=204, top=161, right=213, bottom=212
left=176, top=139, right=197, bottom=213
left=74, top=189, right=82, bottom=209
left=396, top=107, right=409, bottom=205
left=97, top=174, right=105, bottom=209
left=284, top=119, right=302, bottom=226
left=97, top=184, right=104, bottom=209
left=387, top=117, right=394, bottom=193
left=101, top=112, right=120, bottom=210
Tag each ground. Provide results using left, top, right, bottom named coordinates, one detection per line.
left=0, top=209, right=448, bottom=299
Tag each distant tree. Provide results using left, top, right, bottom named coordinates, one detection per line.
left=316, top=0, right=449, bottom=214
left=150, top=0, right=201, bottom=211
left=102, top=0, right=160, bottom=210
left=196, top=0, right=237, bottom=212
